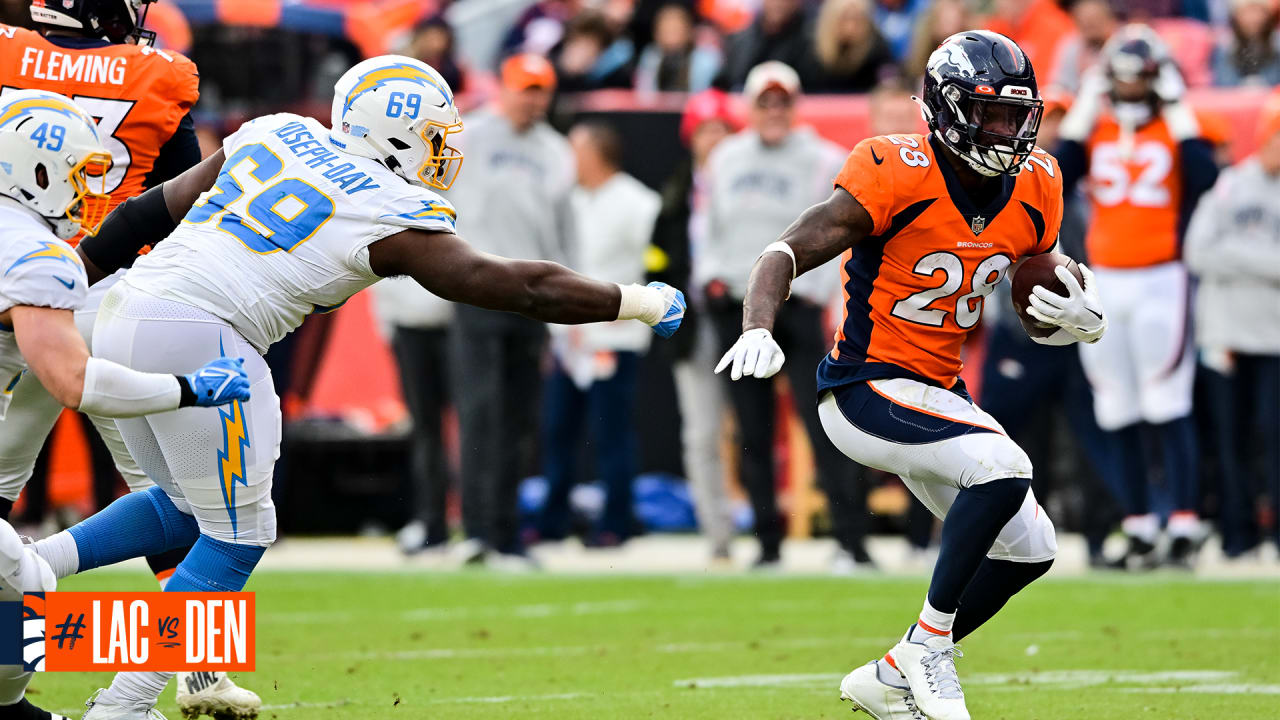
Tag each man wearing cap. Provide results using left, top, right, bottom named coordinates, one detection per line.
left=445, top=53, right=576, bottom=568
left=700, top=61, right=873, bottom=570
left=1184, top=93, right=1280, bottom=558
left=649, top=89, right=742, bottom=563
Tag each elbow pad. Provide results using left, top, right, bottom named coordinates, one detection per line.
left=77, top=356, right=183, bottom=418
left=78, top=184, right=177, bottom=276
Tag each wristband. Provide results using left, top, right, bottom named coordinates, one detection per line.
left=616, top=283, right=663, bottom=325
left=175, top=375, right=197, bottom=408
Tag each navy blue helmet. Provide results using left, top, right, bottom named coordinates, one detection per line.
left=30, top=0, right=157, bottom=45
left=920, top=30, right=1043, bottom=177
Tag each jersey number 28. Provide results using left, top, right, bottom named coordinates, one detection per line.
left=185, top=142, right=335, bottom=254
left=891, top=253, right=1012, bottom=329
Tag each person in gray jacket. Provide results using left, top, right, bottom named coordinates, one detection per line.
left=444, top=54, right=576, bottom=567
left=701, top=61, right=872, bottom=570
left=1184, top=108, right=1280, bottom=557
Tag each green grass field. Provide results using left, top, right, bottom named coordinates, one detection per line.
left=29, top=570, right=1280, bottom=719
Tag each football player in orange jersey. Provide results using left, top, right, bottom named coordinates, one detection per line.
left=0, top=2, right=260, bottom=718
left=718, top=31, right=1106, bottom=720
left=1055, top=25, right=1219, bottom=570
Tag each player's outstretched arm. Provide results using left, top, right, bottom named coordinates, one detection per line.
left=77, top=148, right=226, bottom=285
left=8, top=304, right=250, bottom=416
left=716, top=187, right=872, bottom=380
left=367, top=229, right=685, bottom=334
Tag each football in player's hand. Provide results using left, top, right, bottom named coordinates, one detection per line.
left=1011, top=253, right=1083, bottom=338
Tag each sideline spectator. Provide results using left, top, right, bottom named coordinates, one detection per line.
left=718, top=0, right=818, bottom=89
left=811, top=0, right=898, bottom=93
left=536, top=122, right=662, bottom=547
left=874, top=0, right=927, bottom=61
left=372, top=279, right=455, bottom=556
left=445, top=55, right=575, bottom=568
left=503, top=0, right=583, bottom=56
left=406, top=15, right=466, bottom=94
left=904, top=0, right=972, bottom=82
left=635, top=2, right=722, bottom=92
left=555, top=10, right=636, bottom=91
left=702, top=62, right=873, bottom=571
left=1051, top=0, right=1120, bottom=92
left=1184, top=98, right=1280, bottom=557
left=982, top=0, right=1074, bottom=80
left=1212, top=0, right=1280, bottom=86
left=648, top=90, right=742, bottom=562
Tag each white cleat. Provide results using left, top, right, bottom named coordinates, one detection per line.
left=839, top=662, right=925, bottom=719
left=82, top=690, right=167, bottom=720
left=176, top=672, right=261, bottom=719
left=887, top=625, right=970, bottom=720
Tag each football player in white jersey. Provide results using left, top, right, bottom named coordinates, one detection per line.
left=0, top=88, right=249, bottom=720
left=4, top=57, right=684, bottom=720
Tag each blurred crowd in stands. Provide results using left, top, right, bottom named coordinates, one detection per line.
left=5, top=0, right=1278, bottom=573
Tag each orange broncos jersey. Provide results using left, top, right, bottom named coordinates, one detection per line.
left=0, top=24, right=198, bottom=214
left=818, top=134, right=1063, bottom=391
left=1083, top=116, right=1186, bottom=268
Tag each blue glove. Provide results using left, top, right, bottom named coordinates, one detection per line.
left=648, top=282, right=686, bottom=338
left=180, top=357, right=251, bottom=408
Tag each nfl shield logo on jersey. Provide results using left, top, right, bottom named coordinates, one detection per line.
left=970, top=215, right=986, bottom=235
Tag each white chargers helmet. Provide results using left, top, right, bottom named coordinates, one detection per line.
left=0, top=89, right=112, bottom=239
left=330, top=55, right=464, bottom=191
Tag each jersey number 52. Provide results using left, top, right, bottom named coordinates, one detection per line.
left=185, top=143, right=335, bottom=254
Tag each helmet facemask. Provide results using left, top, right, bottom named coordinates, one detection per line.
left=67, top=151, right=112, bottom=235
left=414, top=118, right=464, bottom=191
left=937, top=83, right=1042, bottom=177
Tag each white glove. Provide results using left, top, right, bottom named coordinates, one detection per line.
left=1153, top=60, right=1186, bottom=104
left=1058, top=65, right=1110, bottom=142
left=714, top=328, right=785, bottom=381
left=1026, top=264, right=1107, bottom=344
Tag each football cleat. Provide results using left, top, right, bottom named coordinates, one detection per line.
left=82, top=690, right=167, bottom=720
left=175, top=671, right=261, bottom=719
left=839, top=662, right=925, bottom=720
left=887, top=625, right=970, bottom=720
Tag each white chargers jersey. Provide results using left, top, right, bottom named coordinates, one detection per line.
left=0, top=200, right=87, bottom=419
left=124, top=113, right=458, bottom=355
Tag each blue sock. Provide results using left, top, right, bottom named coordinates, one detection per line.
left=1103, top=424, right=1149, bottom=516
left=165, top=535, right=264, bottom=592
left=1153, top=416, right=1198, bottom=511
left=952, top=557, right=1053, bottom=641
left=927, top=477, right=1031, bottom=614
left=68, top=487, right=198, bottom=572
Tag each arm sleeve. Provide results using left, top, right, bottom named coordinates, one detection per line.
left=142, top=112, right=201, bottom=189
left=833, top=139, right=895, bottom=236
left=1177, top=138, right=1219, bottom=242
left=77, top=183, right=175, bottom=276
left=77, top=356, right=182, bottom=418
left=1054, top=139, right=1089, bottom=198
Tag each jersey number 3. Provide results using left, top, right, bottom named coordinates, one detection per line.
left=185, top=143, right=335, bottom=254
left=891, top=253, right=1011, bottom=329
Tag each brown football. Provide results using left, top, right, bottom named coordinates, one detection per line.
left=1010, top=253, right=1083, bottom=339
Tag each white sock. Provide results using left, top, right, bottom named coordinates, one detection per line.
left=875, top=656, right=907, bottom=688
left=99, top=671, right=172, bottom=711
left=1122, top=514, right=1160, bottom=544
left=33, top=531, right=78, bottom=579
left=917, top=598, right=955, bottom=636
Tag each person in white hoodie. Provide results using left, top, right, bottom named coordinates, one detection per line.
left=1184, top=99, right=1280, bottom=558
left=535, top=120, right=662, bottom=546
